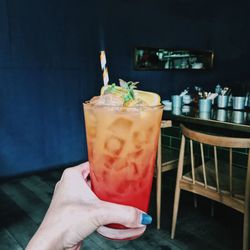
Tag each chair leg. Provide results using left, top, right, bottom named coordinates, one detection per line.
left=156, top=164, right=161, bottom=230
left=156, top=130, right=162, bottom=230
left=243, top=153, right=250, bottom=250
left=171, top=134, right=185, bottom=239
left=193, top=194, right=198, bottom=208
left=243, top=212, right=249, bottom=250
left=210, top=201, right=214, bottom=217
left=171, top=186, right=181, bottom=239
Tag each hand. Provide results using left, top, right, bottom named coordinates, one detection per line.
left=26, top=162, right=152, bottom=250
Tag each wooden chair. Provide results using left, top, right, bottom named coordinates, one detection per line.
left=171, top=124, right=250, bottom=250
left=156, top=120, right=190, bottom=229
left=156, top=120, right=174, bottom=229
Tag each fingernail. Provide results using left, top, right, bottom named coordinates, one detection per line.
left=141, top=213, right=152, bottom=225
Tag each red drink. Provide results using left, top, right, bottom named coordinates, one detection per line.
left=83, top=84, right=163, bottom=240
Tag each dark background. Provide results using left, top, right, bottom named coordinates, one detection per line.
left=1, top=0, right=250, bottom=177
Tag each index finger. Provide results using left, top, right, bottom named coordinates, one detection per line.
left=70, top=161, right=90, bottom=180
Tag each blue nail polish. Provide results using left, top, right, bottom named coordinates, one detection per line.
left=141, top=214, right=152, bottom=225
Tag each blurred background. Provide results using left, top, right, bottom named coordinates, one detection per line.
left=1, top=0, right=250, bottom=177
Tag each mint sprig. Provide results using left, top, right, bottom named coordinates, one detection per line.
left=119, top=79, right=139, bottom=103
left=103, top=79, right=139, bottom=104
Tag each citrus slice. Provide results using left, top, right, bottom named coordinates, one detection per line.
left=100, top=85, right=161, bottom=106
left=133, top=89, right=161, bottom=106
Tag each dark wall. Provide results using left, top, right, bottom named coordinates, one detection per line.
left=104, top=0, right=250, bottom=96
left=1, top=0, right=250, bottom=177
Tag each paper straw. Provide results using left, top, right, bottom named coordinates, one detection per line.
left=100, top=51, right=109, bottom=86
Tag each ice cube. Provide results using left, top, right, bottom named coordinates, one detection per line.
left=85, top=111, right=97, bottom=138
left=89, top=94, right=123, bottom=106
left=103, top=154, right=118, bottom=169
left=116, top=182, right=128, bottom=193
left=125, top=99, right=148, bottom=107
left=128, top=149, right=143, bottom=159
left=130, top=162, right=139, bottom=175
left=104, top=135, right=124, bottom=156
left=133, top=131, right=147, bottom=149
left=145, top=126, right=154, bottom=143
left=85, top=110, right=97, bottom=123
left=108, top=117, right=133, bottom=135
left=87, top=126, right=97, bottom=137
left=102, top=170, right=108, bottom=182
left=112, top=159, right=128, bottom=171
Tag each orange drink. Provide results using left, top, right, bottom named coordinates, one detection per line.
left=83, top=82, right=163, bottom=240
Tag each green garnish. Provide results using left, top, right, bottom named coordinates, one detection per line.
left=104, top=79, right=139, bottom=104
left=119, top=79, right=138, bottom=102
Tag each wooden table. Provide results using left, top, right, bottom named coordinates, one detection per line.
left=163, top=106, right=250, bottom=135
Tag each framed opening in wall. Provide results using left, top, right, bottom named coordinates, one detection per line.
left=134, top=47, right=214, bottom=70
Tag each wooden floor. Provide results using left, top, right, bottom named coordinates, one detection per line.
left=0, top=168, right=243, bottom=250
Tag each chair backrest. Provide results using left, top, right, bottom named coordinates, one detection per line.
left=180, top=124, right=250, bottom=202
left=181, top=125, right=250, bottom=148
left=177, top=124, right=250, bottom=250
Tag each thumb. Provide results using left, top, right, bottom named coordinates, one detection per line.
left=95, top=201, right=152, bottom=228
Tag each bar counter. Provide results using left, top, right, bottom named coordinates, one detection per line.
left=163, top=105, right=250, bottom=134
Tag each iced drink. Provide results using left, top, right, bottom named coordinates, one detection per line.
left=83, top=81, right=163, bottom=240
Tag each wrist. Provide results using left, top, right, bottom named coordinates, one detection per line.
left=26, top=217, right=64, bottom=250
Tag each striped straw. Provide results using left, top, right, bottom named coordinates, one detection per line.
left=100, top=51, right=109, bottom=86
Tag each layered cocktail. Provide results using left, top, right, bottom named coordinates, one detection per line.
left=83, top=81, right=163, bottom=240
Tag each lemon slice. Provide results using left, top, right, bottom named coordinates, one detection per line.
left=133, top=89, right=161, bottom=106
left=100, top=85, right=161, bottom=106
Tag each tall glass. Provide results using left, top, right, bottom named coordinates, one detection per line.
left=83, top=102, right=163, bottom=240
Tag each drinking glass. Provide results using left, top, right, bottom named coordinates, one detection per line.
left=231, top=111, right=245, bottom=124
left=171, top=95, right=182, bottom=108
left=217, top=95, right=228, bottom=108
left=199, top=99, right=212, bottom=112
left=83, top=103, right=163, bottom=240
left=216, top=109, right=227, bottom=122
left=232, top=96, right=246, bottom=110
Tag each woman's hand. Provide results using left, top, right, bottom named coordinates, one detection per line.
left=26, top=162, right=152, bottom=250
